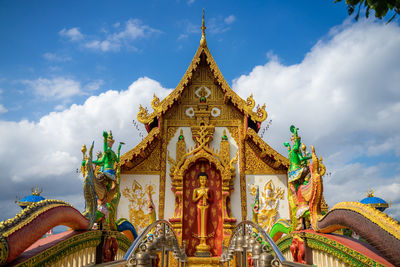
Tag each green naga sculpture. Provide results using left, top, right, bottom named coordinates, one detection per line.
left=284, top=125, right=313, bottom=230
left=82, top=130, right=124, bottom=230
left=284, top=125, right=311, bottom=173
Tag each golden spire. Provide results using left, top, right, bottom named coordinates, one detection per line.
left=365, top=187, right=375, bottom=198
left=31, top=186, right=42, bottom=196
left=200, top=8, right=207, bottom=47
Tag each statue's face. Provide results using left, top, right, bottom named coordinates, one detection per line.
left=107, top=140, right=114, bottom=148
left=199, top=175, right=207, bottom=186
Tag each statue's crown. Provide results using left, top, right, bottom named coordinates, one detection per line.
left=107, top=130, right=115, bottom=144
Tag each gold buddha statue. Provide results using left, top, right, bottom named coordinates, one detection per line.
left=192, top=169, right=212, bottom=256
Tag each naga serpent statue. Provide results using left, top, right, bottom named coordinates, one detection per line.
left=274, top=125, right=400, bottom=266
left=81, top=131, right=137, bottom=237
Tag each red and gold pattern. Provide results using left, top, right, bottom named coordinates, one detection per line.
left=182, top=162, right=223, bottom=256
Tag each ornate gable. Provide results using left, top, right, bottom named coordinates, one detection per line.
left=136, top=21, right=267, bottom=129
left=120, top=127, right=160, bottom=170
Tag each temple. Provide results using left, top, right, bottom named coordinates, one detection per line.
left=1, top=11, right=400, bottom=267
left=117, top=10, right=290, bottom=258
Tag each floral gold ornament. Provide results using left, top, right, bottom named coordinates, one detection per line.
left=258, top=180, right=284, bottom=232
left=210, top=107, right=221, bottom=117
left=185, top=107, right=195, bottom=118
left=122, top=180, right=155, bottom=233
left=195, top=86, right=211, bottom=100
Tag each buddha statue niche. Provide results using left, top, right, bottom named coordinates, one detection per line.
left=192, top=168, right=212, bottom=256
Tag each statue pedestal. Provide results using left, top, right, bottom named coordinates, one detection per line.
left=187, top=256, right=221, bottom=267
left=194, top=238, right=211, bottom=257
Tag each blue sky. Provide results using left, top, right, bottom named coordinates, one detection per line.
left=1, top=1, right=400, bottom=222
left=0, top=1, right=348, bottom=121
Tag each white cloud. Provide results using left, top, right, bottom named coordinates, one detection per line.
left=178, top=14, right=235, bottom=40
left=54, top=104, right=65, bottom=111
left=61, top=19, right=160, bottom=52
left=187, top=0, right=195, bottom=5
left=85, top=40, right=120, bottom=52
left=23, top=77, right=82, bottom=100
left=22, top=77, right=104, bottom=101
left=178, top=34, right=188, bottom=40
left=0, top=77, right=172, bottom=220
left=0, top=104, right=7, bottom=114
left=208, top=17, right=230, bottom=34
left=224, top=15, right=236, bottom=25
left=84, top=80, right=104, bottom=91
left=59, top=27, right=84, bottom=41
left=233, top=20, right=400, bottom=219
left=43, top=52, right=71, bottom=62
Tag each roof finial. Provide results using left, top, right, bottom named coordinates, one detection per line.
left=365, top=187, right=375, bottom=198
left=200, top=8, right=207, bottom=47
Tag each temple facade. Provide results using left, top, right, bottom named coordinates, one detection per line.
left=116, top=14, right=290, bottom=257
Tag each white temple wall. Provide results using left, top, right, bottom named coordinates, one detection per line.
left=164, top=127, right=196, bottom=220
left=245, top=174, right=290, bottom=225
left=118, top=174, right=160, bottom=233
left=210, top=127, right=241, bottom=222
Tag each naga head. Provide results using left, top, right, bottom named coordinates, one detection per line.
left=290, top=125, right=300, bottom=145
left=107, top=130, right=115, bottom=148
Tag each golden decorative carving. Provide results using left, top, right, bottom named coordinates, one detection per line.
left=159, top=119, right=167, bottom=219
left=137, top=104, right=150, bottom=124
left=167, top=127, right=179, bottom=145
left=191, top=124, right=214, bottom=147
left=195, top=86, right=211, bottom=99
left=239, top=123, right=247, bottom=221
left=151, top=93, right=162, bottom=113
left=246, top=128, right=289, bottom=169
left=186, top=256, right=221, bottom=266
left=176, top=129, right=186, bottom=163
left=321, top=196, right=329, bottom=214
left=325, top=202, right=400, bottom=240
left=136, top=34, right=268, bottom=125
left=122, top=180, right=156, bottom=233
left=244, top=94, right=255, bottom=112
left=227, top=126, right=239, bottom=144
left=120, top=127, right=160, bottom=169
left=258, top=180, right=284, bottom=232
left=245, top=142, right=284, bottom=175
left=166, top=119, right=241, bottom=127
left=219, top=130, right=230, bottom=166
left=130, top=142, right=161, bottom=173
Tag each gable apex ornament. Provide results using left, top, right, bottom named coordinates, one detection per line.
left=136, top=9, right=268, bottom=127
left=200, top=8, right=207, bottom=48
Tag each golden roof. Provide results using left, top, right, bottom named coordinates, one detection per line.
left=120, top=127, right=160, bottom=168
left=137, top=12, right=268, bottom=125
left=246, top=128, right=289, bottom=169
